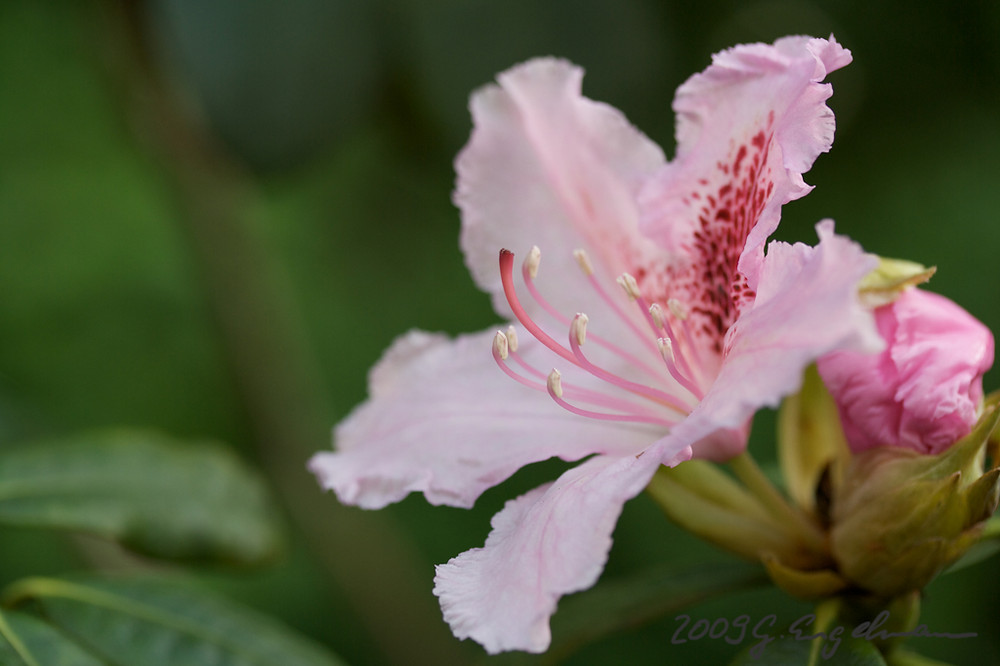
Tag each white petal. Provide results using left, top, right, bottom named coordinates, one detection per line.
left=659, top=221, right=881, bottom=460
left=455, top=58, right=666, bottom=324
left=309, top=328, right=659, bottom=509
left=433, top=445, right=689, bottom=653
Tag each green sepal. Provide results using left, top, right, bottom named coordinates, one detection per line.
left=647, top=462, right=809, bottom=566
left=761, top=554, right=848, bottom=600
left=858, top=257, right=936, bottom=307
left=777, top=364, right=851, bottom=517
left=830, top=408, right=1000, bottom=598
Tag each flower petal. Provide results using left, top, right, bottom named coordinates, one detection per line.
left=309, top=328, right=659, bottom=509
left=433, top=445, right=690, bottom=654
left=455, top=58, right=666, bottom=322
left=659, top=221, right=882, bottom=460
left=636, top=36, right=851, bottom=355
left=818, top=289, right=995, bottom=454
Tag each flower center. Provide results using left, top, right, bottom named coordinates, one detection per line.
left=632, top=125, right=774, bottom=356
left=492, top=247, right=714, bottom=429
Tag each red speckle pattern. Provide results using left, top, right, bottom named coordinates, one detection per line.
left=635, top=122, right=776, bottom=355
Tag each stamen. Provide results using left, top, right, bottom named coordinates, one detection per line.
left=573, top=248, right=594, bottom=276
left=570, top=314, right=691, bottom=413
left=524, top=245, right=542, bottom=280
left=505, top=325, right=519, bottom=352
left=657, top=337, right=672, bottom=363
left=667, top=297, right=708, bottom=388
left=645, top=295, right=702, bottom=394
left=507, top=345, right=547, bottom=380
left=497, top=246, right=705, bottom=425
left=617, top=273, right=642, bottom=301
left=500, top=249, right=579, bottom=366
left=492, top=330, right=509, bottom=360
left=520, top=249, right=664, bottom=380
left=658, top=338, right=704, bottom=399
left=491, top=330, right=545, bottom=392
left=575, top=264, right=658, bottom=356
left=649, top=302, right=667, bottom=330
left=546, top=369, right=678, bottom=428
left=546, top=368, right=565, bottom=398
left=572, top=312, right=588, bottom=346
left=618, top=273, right=687, bottom=378
left=667, top=298, right=689, bottom=320
left=504, top=337, right=673, bottom=416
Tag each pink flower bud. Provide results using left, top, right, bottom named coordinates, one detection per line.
left=818, top=289, right=994, bottom=455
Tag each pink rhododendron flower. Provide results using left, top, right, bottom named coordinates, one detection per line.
left=310, top=36, right=882, bottom=654
left=818, top=288, right=994, bottom=455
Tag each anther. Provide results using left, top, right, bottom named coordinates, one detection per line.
left=547, top=369, right=564, bottom=399
left=499, top=249, right=578, bottom=366
left=571, top=313, right=589, bottom=346
left=492, top=330, right=509, bottom=360
left=573, top=249, right=594, bottom=276
left=649, top=303, right=667, bottom=330
left=658, top=337, right=703, bottom=400
left=617, top=273, right=642, bottom=301
left=657, top=337, right=674, bottom=364
left=505, top=325, right=519, bottom=352
left=668, top=298, right=689, bottom=321
left=525, top=245, right=542, bottom=280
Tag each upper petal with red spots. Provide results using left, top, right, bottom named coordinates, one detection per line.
left=638, top=36, right=852, bottom=359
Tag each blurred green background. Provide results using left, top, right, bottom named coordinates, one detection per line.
left=1, top=0, right=998, bottom=664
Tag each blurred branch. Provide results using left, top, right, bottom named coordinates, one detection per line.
left=94, top=2, right=468, bottom=663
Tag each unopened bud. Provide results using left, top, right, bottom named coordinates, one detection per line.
left=818, top=288, right=994, bottom=455
left=830, top=408, right=1000, bottom=598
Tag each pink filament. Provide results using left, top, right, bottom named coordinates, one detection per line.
left=500, top=250, right=579, bottom=366
left=633, top=294, right=703, bottom=399
left=569, top=317, right=691, bottom=414
left=497, top=247, right=698, bottom=426
left=521, top=260, right=663, bottom=381
left=584, top=271, right=660, bottom=357
left=507, top=347, right=679, bottom=418
left=546, top=380, right=677, bottom=428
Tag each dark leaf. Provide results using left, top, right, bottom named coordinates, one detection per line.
left=0, top=430, right=283, bottom=565
left=3, top=576, right=344, bottom=666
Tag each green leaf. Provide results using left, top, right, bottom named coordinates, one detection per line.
left=0, top=430, right=283, bottom=565
left=2, top=576, right=345, bottom=666
left=0, top=606, right=103, bottom=666
left=490, top=560, right=767, bottom=664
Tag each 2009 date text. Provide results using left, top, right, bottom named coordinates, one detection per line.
left=671, top=611, right=976, bottom=661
